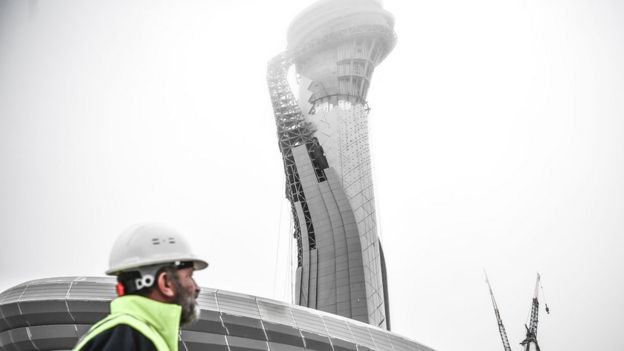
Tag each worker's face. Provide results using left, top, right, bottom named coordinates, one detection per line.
left=171, top=267, right=200, bottom=326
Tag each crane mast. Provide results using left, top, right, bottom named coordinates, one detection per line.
left=484, top=271, right=512, bottom=351
left=520, top=273, right=542, bottom=351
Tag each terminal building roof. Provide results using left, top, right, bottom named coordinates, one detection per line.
left=0, top=277, right=434, bottom=351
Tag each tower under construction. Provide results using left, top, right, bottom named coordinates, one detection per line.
left=267, top=0, right=396, bottom=329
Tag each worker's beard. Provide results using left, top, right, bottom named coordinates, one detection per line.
left=170, top=274, right=200, bottom=326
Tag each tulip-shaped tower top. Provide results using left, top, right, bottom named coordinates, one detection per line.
left=287, top=0, right=395, bottom=55
left=287, top=0, right=396, bottom=107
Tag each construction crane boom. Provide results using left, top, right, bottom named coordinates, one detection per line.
left=520, top=273, right=542, bottom=351
left=484, top=271, right=512, bottom=351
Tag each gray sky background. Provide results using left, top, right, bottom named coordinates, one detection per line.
left=1, top=1, right=623, bottom=350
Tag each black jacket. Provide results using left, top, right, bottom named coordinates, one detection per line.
left=79, top=324, right=157, bottom=351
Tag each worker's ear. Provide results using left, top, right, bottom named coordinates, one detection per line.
left=156, top=271, right=176, bottom=298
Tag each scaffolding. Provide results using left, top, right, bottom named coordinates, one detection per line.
left=266, top=23, right=395, bottom=267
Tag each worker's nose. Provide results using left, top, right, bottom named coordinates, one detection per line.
left=192, top=278, right=200, bottom=297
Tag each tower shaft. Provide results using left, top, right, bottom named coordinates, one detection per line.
left=268, top=0, right=396, bottom=329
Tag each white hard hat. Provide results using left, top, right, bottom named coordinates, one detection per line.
left=106, top=223, right=209, bottom=276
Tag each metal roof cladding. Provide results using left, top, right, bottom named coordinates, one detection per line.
left=0, top=277, right=435, bottom=351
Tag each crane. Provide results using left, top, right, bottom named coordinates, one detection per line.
left=520, top=273, right=544, bottom=351
left=484, top=270, right=512, bottom=351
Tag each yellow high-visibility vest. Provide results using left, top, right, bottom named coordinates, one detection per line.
left=74, top=295, right=182, bottom=351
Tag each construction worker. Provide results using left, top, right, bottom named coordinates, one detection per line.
left=74, top=223, right=208, bottom=351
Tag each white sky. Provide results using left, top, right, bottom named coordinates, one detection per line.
left=1, top=1, right=623, bottom=350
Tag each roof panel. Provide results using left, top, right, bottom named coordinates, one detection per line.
left=221, top=314, right=266, bottom=341
left=179, top=330, right=228, bottom=351
left=348, top=323, right=376, bottom=349
left=20, top=282, right=70, bottom=301
left=262, top=321, right=304, bottom=347
left=331, top=337, right=358, bottom=351
left=0, top=287, right=25, bottom=304
left=257, top=297, right=296, bottom=327
left=183, top=310, right=228, bottom=335
left=0, top=329, right=15, bottom=350
left=291, top=308, right=327, bottom=334
left=322, top=315, right=354, bottom=343
left=267, top=341, right=305, bottom=351
left=216, top=292, right=260, bottom=318
left=196, top=290, right=219, bottom=311
left=300, top=330, right=332, bottom=351
left=68, top=280, right=115, bottom=300
left=29, top=324, right=81, bottom=350
left=226, top=335, right=269, bottom=351
left=368, top=326, right=393, bottom=350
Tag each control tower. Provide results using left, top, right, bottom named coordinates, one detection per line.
left=267, top=0, right=395, bottom=329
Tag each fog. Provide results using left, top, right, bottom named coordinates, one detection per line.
left=1, top=1, right=623, bottom=350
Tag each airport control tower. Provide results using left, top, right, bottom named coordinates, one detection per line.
left=268, top=0, right=396, bottom=329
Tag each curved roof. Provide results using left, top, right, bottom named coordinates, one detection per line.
left=287, top=0, right=395, bottom=52
left=0, top=277, right=434, bottom=351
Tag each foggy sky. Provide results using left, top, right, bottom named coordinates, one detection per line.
left=1, top=1, right=623, bottom=350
